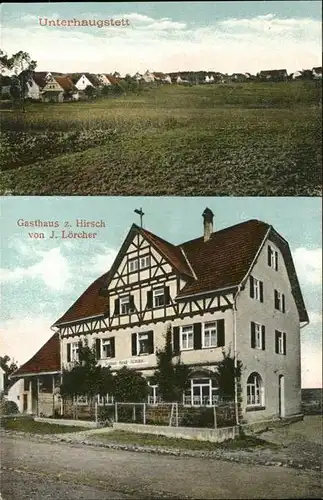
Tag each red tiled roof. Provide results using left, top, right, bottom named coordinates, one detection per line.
left=32, top=72, right=48, bottom=88
left=12, top=333, right=60, bottom=377
left=53, top=272, right=110, bottom=326
left=177, top=220, right=269, bottom=297
left=54, top=76, right=74, bottom=92
left=52, top=219, right=308, bottom=325
left=140, top=227, right=193, bottom=278
left=105, top=74, right=119, bottom=85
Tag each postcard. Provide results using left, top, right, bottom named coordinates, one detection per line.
left=0, top=1, right=322, bottom=196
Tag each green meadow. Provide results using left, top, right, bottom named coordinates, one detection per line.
left=0, top=81, right=321, bottom=195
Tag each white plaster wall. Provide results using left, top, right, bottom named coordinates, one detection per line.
left=7, top=379, right=24, bottom=412
left=236, top=238, right=302, bottom=422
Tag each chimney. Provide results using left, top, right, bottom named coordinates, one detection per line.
left=202, top=207, right=214, bottom=242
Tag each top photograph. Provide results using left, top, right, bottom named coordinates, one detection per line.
left=0, top=1, right=322, bottom=196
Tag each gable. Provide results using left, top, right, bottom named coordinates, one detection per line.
left=102, top=225, right=192, bottom=293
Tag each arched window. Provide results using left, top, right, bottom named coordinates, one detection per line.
left=246, top=372, right=264, bottom=407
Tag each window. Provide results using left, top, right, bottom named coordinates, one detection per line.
left=250, top=276, right=264, bottom=302
left=247, top=372, right=264, bottom=407
left=140, top=256, right=150, bottom=269
left=71, top=342, right=79, bottom=361
left=153, top=287, right=165, bottom=307
left=274, top=290, right=285, bottom=312
left=39, top=375, right=53, bottom=393
left=180, top=325, right=194, bottom=350
left=114, top=296, right=134, bottom=315
left=184, top=378, right=218, bottom=406
left=203, top=322, right=217, bottom=348
left=101, top=338, right=113, bottom=358
left=24, top=379, right=30, bottom=392
left=251, top=322, right=265, bottom=350
left=132, top=331, right=154, bottom=355
left=129, top=255, right=150, bottom=273
left=275, top=330, right=286, bottom=355
left=268, top=245, right=278, bottom=271
left=129, top=259, right=138, bottom=273
left=120, top=296, right=131, bottom=314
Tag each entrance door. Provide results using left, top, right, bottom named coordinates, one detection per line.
left=23, top=394, right=28, bottom=412
left=278, top=375, right=285, bottom=418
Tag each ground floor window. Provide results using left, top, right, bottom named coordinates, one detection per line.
left=147, top=380, right=159, bottom=404
left=184, top=377, right=218, bottom=406
left=246, top=372, right=264, bottom=406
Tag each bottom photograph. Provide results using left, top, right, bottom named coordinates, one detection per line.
left=1, top=196, right=322, bottom=500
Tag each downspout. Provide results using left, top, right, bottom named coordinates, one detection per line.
left=233, top=284, right=242, bottom=428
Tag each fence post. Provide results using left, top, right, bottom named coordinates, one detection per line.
left=169, top=403, right=174, bottom=426
left=176, top=403, right=179, bottom=427
left=95, top=402, right=98, bottom=425
left=115, top=402, right=118, bottom=423
left=213, top=405, right=217, bottom=429
left=143, top=403, right=146, bottom=425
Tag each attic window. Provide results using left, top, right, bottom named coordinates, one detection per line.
left=129, top=255, right=150, bottom=273
left=268, top=245, right=278, bottom=271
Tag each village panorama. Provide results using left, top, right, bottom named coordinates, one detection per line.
left=0, top=48, right=322, bottom=196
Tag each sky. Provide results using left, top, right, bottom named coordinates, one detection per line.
left=0, top=196, right=321, bottom=389
left=0, top=1, right=321, bottom=74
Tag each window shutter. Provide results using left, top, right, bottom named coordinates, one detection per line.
left=275, top=330, right=279, bottom=354
left=274, top=290, right=279, bottom=310
left=129, top=295, right=135, bottom=312
left=251, top=322, right=256, bottom=348
left=261, top=325, right=266, bottom=351
left=147, top=331, right=154, bottom=354
left=131, top=333, right=137, bottom=356
left=193, top=323, right=202, bottom=350
left=147, top=290, right=153, bottom=309
left=165, top=286, right=171, bottom=305
left=260, top=281, right=264, bottom=303
left=173, top=326, right=180, bottom=355
left=110, top=337, right=115, bottom=358
left=283, top=333, right=286, bottom=356
left=114, top=298, right=120, bottom=315
left=282, top=294, right=286, bottom=313
left=95, top=338, right=101, bottom=360
left=217, top=319, right=225, bottom=347
left=275, top=252, right=278, bottom=271
left=268, top=246, right=272, bottom=266
left=250, top=276, right=254, bottom=298
left=67, top=344, right=71, bottom=362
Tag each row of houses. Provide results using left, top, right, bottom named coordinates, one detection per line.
left=2, top=66, right=321, bottom=103
left=9, top=208, right=309, bottom=424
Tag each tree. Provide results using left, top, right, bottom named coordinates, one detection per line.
left=215, top=348, right=243, bottom=401
left=299, top=69, right=314, bottom=81
left=60, top=339, right=114, bottom=404
left=0, top=50, right=37, bottom=111
left=84, top=84, right=96, bottom=99
left=0, top=355, right=19, bottom=392
left=113, top=366, right=148, bottom=402
left=153, top=324, right=191, bottom=402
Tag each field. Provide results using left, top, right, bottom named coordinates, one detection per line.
left=0, top=81, right=321, bottom=195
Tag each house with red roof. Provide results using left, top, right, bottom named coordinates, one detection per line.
left=10, top=333, right=61, bottom=416
left=97, top=73, right=120, bottom=86
left=11, top=209, right=308, bottom=421
left=50, top=209, right=308, bottom=423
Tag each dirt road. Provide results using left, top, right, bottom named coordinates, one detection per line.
left=1, top=434, right=322, bottom=499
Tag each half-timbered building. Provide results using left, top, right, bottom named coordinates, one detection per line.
left=49, top=208, right=308, bottom=423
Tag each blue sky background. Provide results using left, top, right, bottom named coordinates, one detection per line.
left=0, top=196, right=321, bottom=388
left=1, top=1, right=321, bottom=74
